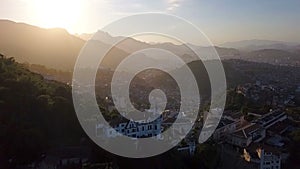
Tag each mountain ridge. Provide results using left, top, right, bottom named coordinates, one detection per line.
left=220, top=39, right=299, bottom=51
left=0, top=19, right=85, bottom=71
left=1, top=20, right=300, bottom=72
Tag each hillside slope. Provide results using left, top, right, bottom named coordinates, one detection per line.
left=0, top=20, right=85, bottom=70
left=0, top=54, right=83, bottom=165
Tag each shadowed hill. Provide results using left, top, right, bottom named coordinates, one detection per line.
left=0, top=20, right=151, bottom=72
left=0, top=20, right=85, bottom=71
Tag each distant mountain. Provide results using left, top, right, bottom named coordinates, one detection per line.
left=6, top=19, right=299, bottom=73
left=77, top=32, right=150, bottom=54
left=221, top=39, right=299, bottom=51
left=221, top=40, right=300, bottom=66
left=241, top=49, right=300, bottom=66
left=0, top=20, right=85, bottom=70
left=77, top=32, right=241, bottom=61
left=76, top=33, right=93, bottom=41
left=0, top=20, right=134, bottom=71
left=185, top=44, right=240, bottom=60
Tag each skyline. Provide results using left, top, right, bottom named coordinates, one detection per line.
left=1, top=0, right=300, bottom=45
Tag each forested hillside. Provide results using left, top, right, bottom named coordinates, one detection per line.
left=0, top=54, right=84, bottom=165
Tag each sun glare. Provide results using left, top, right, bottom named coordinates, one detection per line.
left=33, top=0, right=83, bottom=32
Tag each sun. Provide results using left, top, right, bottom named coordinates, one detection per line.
left=33, top=0, right=83, bottom=32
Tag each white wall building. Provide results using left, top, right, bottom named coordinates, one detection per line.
left=103, top=116, right=163, bottom=139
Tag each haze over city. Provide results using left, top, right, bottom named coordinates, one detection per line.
left=0, top=1, right=300, bottom=169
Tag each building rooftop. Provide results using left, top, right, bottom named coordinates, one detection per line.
left=233, top=130, right=247, bottom=138
left=216, top=118, right=236, bottom=129
left=232, top=123, right=261, bottom=138
left=267, top=119, right=290, bottom=134
left=244, top=124, right=261, bottom=135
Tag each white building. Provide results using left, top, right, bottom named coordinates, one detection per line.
left=103, top=116, right=163, bottom=139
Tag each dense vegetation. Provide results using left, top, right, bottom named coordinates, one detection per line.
left=0, top=54, right=218, bottom=169
left=0, top=54, right=84, bottom=165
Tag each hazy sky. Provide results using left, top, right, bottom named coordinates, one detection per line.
left=1, top=0, right=300, bottom=44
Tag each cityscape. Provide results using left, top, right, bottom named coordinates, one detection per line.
left=1, top=1, right=300, bottom=169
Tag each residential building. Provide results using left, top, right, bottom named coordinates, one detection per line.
left=243, top=145, right=281, bottom=169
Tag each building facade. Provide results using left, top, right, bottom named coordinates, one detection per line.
left=103, top=117, right=163, bottom=139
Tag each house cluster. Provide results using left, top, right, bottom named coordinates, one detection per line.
left=209, top=109, right=293, bottom=169
left=236, top=82, right=296, bottom=107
